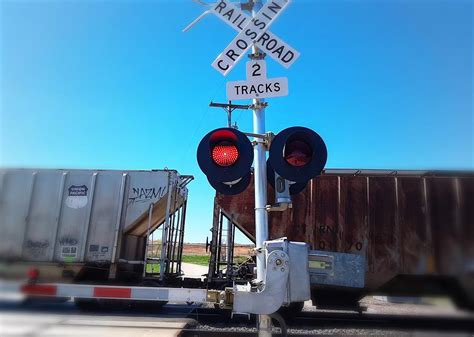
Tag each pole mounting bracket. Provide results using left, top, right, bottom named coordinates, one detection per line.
left=250, top=101, right=268, bottom=110
left=266, top=202, right=292, bottom=212
left=240, top=0, right=255, bottom=11
left=248, top=51, right=266, bottom=60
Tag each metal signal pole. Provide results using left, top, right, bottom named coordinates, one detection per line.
left=248, top=1, right=272, bottom=335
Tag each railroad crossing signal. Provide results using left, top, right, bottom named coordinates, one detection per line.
left=186, top=1, right=327, bottom=196
left=197, top=128, right=254, bottom=195
left=267, top=126, right=328, bottom=194
left=186, top=2, right=326, bottom=333
left=197, top=126, right=327, bottom=196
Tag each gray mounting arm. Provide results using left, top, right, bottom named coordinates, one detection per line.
left=233, top=250, right=290, bottom=314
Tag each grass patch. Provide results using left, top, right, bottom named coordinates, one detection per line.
left=182, top=255, right=251, bottom=266
left=146, top=255, right=252, bottom=270
left=182, top=255, right=210, bottom=266
left=146, top=264, right=160, bottom=273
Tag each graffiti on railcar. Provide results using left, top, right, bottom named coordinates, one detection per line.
left=25, top=240, right=49, bottom=257
left=128, top=186, right=166, bottom=205
left=59, top=237, right=78, bottom=246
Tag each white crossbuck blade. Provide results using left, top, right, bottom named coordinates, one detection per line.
left=210, top=0, right=300, bottom=76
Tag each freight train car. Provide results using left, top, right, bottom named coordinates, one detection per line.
left=214, top=169, right=474, bottom=309
left=0, top=168, right=193, bottom=285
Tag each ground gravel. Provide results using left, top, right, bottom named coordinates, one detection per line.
left=190, top=297, right=473, bottom=336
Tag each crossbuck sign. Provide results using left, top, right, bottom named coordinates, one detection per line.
left=184, top=0, right=300, bottom=99
left=211, top=0, right=293, bottom=75
left=208, top=0, right=300, bottom=76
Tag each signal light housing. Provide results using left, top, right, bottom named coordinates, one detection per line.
left=197, top=128, right=254, bottom=195
left=268, top=126, right=327, bottom=184
left=208, top=171, right=252, bottom=195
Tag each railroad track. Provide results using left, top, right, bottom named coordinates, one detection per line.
left=186, top=307, right=474, bottom=334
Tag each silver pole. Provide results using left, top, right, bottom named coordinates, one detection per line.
left=250, top=1, right=271, bottom=336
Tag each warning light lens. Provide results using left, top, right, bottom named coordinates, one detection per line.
left=212, top=142, right=239, bottom=167
left=284, top=140, right=312, bottom=167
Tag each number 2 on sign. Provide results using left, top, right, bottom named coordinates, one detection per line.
left=252, top=63, right=262, bottom=77
left=246, top=60, right=267, bottom=80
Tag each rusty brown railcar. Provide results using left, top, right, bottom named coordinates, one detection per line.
left=215, top=169, right=474, bottom=308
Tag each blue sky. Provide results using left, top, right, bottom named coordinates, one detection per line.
left=1, top=0, right=472, bottom=243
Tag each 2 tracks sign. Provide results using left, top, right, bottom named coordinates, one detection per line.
left=226, top=60, right=288, bottom=100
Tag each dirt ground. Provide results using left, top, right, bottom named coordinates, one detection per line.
left=182, top=243, right=254, bottom=256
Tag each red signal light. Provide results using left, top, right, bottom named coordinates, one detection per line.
left=284, top=140, right=312, bottom=167
left=212, top=142, right=239, bottom=167
left=197, top=127, right=254, bottom=195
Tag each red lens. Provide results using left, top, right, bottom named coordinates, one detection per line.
left=284, top=140, right=312, bottom=167
left=212, top=142, right=239, bottom=167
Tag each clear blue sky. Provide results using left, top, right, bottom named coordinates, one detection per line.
left=1, top=0, right=472, bottom=243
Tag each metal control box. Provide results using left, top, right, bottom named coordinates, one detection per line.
left=308, top=250, right=365, bottom=288
left=265, top=238, right=311, bottom=304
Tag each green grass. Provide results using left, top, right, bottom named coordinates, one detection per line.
left=146, top=255, right=251, bottom=272
left=182, top=255, right=210, bottom=266
left=145, top=255, right=209, bottom=272
left=182, top=255, right=250, bottom=266
left=146, top=264, right=160, bottom=273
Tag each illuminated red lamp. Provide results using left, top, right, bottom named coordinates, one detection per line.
left=212, top=142, right=239, bottom=167
left=197, top=127, right=253, bottom=195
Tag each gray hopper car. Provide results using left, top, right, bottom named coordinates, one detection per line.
left=0, top=168, right=192, bottom=283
